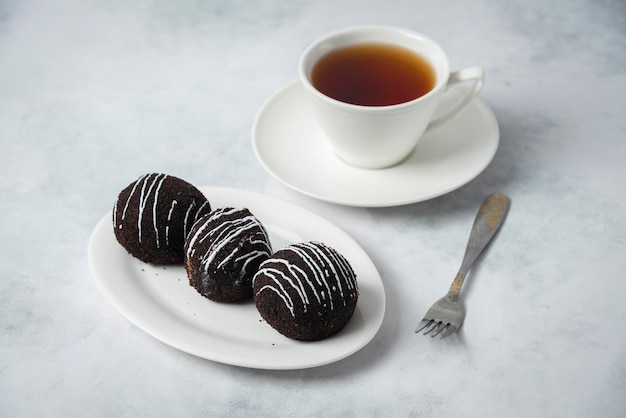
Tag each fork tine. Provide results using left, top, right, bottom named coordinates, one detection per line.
left=415, top=320, right=459, bottom=338
left=431, top=323, right=450, bottom=338
left=415, top=319, right=433, bottom=334
left=440, top=325, right=457, bottom=339
left=423, top=320, right=443, bottom=336
left=441, top=325, right=459, bottom=338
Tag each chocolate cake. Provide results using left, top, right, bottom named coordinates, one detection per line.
left=253, top=241, right=359, bottom=341
left=184, top=207, right=272, bottom=303
left=113, top=173, right=211, bottom=264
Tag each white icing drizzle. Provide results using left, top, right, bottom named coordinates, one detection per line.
left=236, top=250, right=271, bottom=275
left=289, top=243, right=336, bottom=310
left=260, top=264, right=310, bottom=311
left=151, top=174, right=167, bottom=248
left=137, top=173, right=165, bottom=244
left=254, top=242, right=357, bottom=318
left=120, top=173, right=148, bottom=222
left=257, top=283, right=295, bottom=316
left=183, top=201, right=195, bottom=238
left=113, top=196, right=118, bottom=229
left=165, top=200, right=177, bottom=246
left=185, top=207, right=271, bottom=280
left=192, top=200, right=211, bottom=235
left=211, top=221, right=263, bottom=270
left=114, top=173, right=210, bottom=249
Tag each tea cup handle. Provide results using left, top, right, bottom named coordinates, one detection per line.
left=426, top=66, right=485, bottom=132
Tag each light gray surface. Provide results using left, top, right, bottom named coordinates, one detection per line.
left=1, top=0, right=625, bottom=417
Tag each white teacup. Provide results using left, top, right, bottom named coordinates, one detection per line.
left=299, top=26, right=484, bottom=169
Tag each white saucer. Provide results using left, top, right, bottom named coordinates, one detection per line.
left=252, top=81, right=499, bottom=207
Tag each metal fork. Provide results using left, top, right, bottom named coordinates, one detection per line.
left=415, top=193, right=510, bottom=338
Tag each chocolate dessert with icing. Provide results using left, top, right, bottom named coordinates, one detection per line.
left=113, top=173, right=211, bottom=264
left=184, top=207, right=272, bottom=303
left=253, top=241, right=358, bottom=341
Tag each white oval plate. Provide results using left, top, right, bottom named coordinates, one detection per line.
left=88, top=187, right=385, bottom=369
left=253, top=81, right=499, bottom=207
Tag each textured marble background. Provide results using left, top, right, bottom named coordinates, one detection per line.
left=1, top=0, right=625, bottom=417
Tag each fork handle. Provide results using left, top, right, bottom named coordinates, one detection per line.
left=448, top=194, right=510, bottom=301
